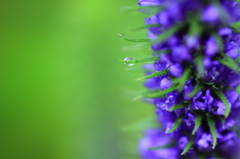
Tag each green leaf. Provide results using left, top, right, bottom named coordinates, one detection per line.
left=119, top=34, right=151, bottom=42
left=181, top=137, right=194, bottom=155
left=207, top=116, right=217, bottom=149
left=152, top=24, right=182, bottom=44
left=167, top=103, right=186, bottom=111
left=134, top=84, right=179, bottom=100
left=192, top=114, right=202, bottom=135
left=147, top=141, right=176, bottom=150
left=166, top=114, right=183, bottom=133
left=136, top=69, right=169, bottom=81
left=214, top=90, right=230, bottom=118
left=128, top=24, right=161, bottom=31
left=188, top=84, right=201, bottom=98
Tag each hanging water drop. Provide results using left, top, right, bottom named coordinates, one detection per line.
left=123, top=57, right=135, bottom=66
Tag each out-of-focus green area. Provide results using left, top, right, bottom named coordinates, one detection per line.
left=0, top=0, right=155, bottom=159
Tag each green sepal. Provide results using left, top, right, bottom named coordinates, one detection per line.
left=217, top=58, right=239, bottom=73
left=229, top=25, right=240, bottom=33
left=133, top=84, right=179, bottom=100
left=237, top=85, right=240, bottom=95
left=154, top=49, right=170, bottom=54
left=121, top=115, right=159, bottom=132
left=128, top=24, right=161, bottom=31
left=172, top=67, right=191, bottom=90
left=119, top=34, right=151, bottom=42
left=198, top=155, right=206, bottom=159
left=195, top=55, right=205, bottom=77
left=181, top=136, right=194, bottom=155
left=147, top=141, right=176, bottom=150
left=120, top=5, right=163, bottom=14
left=230, top=21, right=240, bottom=28
left=218, top=51, right=239, bottom=72
left=214, top=90, right=230, bottom=118
left=122, top=42, right=151, bottom=51
left=120, top=56, right=159, bottom=64
left=218, top=116, right=226, bottom=129
left=136, top=69, right=169, bottom=81
left=212, top=33, right=223, bottom=49
left=152, top=24, right=182, bottom=44
left=207, top=116, right=217, bottom=149
left=167, top=103, right=186, bottom=111
left=188, top=18, right=201, bottom=36
left=236, top=55, right=240, bottom=64
left=188, top=84, right=201, bottom=98
left=192, top=114, right=202, bottom=135
left=166, top=114, right=183, bottom=133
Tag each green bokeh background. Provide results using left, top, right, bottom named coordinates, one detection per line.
left=0, top=0, right=155, bottom=159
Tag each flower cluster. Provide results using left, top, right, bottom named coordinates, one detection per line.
left=121, top=0, right=240, bottom=158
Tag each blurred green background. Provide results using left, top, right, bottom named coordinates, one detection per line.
left=0, top=0, right=155, bottom=159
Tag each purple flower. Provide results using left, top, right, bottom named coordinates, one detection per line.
left=138, top=0, right=161, bottom=6
left=205, top=36, right=218, bottom=57
left=169, top=64, right=183, bottom=78
left=139, top=129, right=180, bottom=159
left=202, top=5, right=220, bottom=22
left=225, top=42, right=239, bottom=58
left=192, top=89, right=214, bottom=111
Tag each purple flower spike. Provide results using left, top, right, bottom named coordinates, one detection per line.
left=122, top=0, right=240, bottom=158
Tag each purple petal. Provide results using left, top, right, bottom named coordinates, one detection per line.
left=225, top=91, right=238, bottom=104
left=169, top=64, right=183, bottom=78
left=202, top=5, right=219, bottom=22
left=225, top=42, right=239, bottom=58
left=160, top=77, right=172, bottom=90
left=205, top=36, right=218, bottom=57
left=138, top=0, right=161, bottom=6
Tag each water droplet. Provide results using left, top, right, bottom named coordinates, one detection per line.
left=119, top=33, right=126, bottom=39
left=123, top=57, right=135, bottom=66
